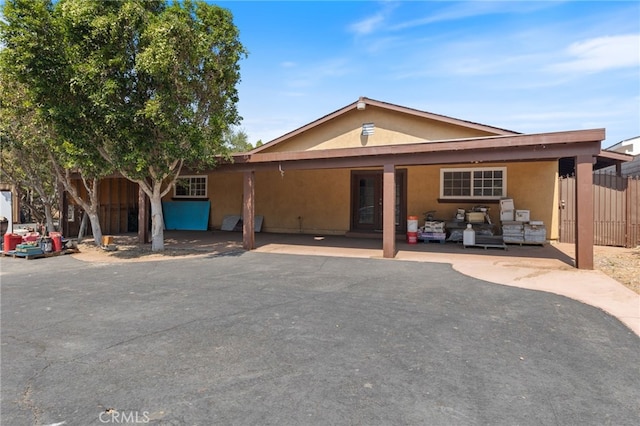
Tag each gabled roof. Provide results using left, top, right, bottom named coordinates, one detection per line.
left=249, top=97, right=520, bottom=154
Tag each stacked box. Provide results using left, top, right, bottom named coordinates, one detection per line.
left=465, top=212, right=485, bottom=223
left=515, top=210, right=530, bottom=222
left=15, top=244, right=44, bottom=255
left=419, top=232, right=446, bottom=241
left=423, top=221, right=445, bottom=232
left=500, top=198, right=515, bottom=223
left=502, top=221, right=524, bottom=243
left=524, top=224, right=546, bottom=243
left=500, top=198, right=515, bottom=210
left=500, top=210, right=514, bottom=221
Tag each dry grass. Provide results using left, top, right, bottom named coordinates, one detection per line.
left=595, top=247, right=640, bottom=294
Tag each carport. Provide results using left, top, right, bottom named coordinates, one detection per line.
left=215, top=128, right=605, bottom=270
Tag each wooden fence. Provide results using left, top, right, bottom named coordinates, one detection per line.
left=559, top=174, right=640, bottom=247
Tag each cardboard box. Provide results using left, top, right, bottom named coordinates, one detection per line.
left=500, top=198, right=515, bottom=211
left=423, top=221, right=445, bottom=232
left=500, top=210, right=514, bottom=221
left=419, top=232, right=446, bottom=240
left=465, top=212, right=485, bottom=223
left=515, top=210, right=530, bottom=222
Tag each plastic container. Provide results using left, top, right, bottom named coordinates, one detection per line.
left=41, top=237, right=53, bottom=253
left=407, top=216, right=419, bottom=233
left=463, top=224, right=476, bottom=246
left=407, top=231, right=418, bottom=244
left=4, top=233, right=22, bottom=252
left=49, top=232, right=63, bottom=252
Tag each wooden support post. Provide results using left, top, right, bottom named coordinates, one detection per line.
left=625, top=176, right=632, bottom=248
left=575, top=155, right=594, bottom=270
left=382, top=163, right=396, bottom=259
left=137, top=185, right=149, bottom=244
left=243, top=171, right=255, bottom=250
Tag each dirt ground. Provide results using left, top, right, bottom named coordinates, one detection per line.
left=593, top=245, right=640, bottom=294
left=72, top=237, right=640, bottom=295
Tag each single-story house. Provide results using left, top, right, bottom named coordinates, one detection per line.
left=65, top=97, right=630, bottom=269
left=155, top=97, right=616, bottom=269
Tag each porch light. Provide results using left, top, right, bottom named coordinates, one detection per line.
left=362, top=122, right=374, bottom=136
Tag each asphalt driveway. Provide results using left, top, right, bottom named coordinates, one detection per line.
left=1, top=252, right=639, bottom=425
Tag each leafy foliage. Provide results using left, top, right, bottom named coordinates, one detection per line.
left=1, top=0, right=247, bottom=250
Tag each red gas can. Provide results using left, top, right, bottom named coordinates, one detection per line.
left=4, top=233, right=22, bottom=252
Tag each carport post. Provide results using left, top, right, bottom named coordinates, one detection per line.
left=383, top=163, right=396, bottom=258
left=575, top=154, right=594, bottom=270
left=243, top=170, right=256, bottom=250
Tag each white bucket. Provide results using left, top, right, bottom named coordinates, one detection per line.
left=407, top=216, right=419, bottom=233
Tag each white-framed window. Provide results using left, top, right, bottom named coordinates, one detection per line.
left=440, top=167, right=507, bottom=199
left=174, top=176, right=207, bottom=198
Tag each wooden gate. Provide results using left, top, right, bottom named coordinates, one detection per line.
left=559, top=174, right=640, bottom=247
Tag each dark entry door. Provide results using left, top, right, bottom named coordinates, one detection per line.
left=351, top=170, right=406, bottom=232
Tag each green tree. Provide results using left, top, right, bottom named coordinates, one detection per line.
left=1, top=0, right=247, bottom=251
left=224, top=128, right=254, bottom=152
left=0, top=73, right=59, bottom=233
left=1, top=0, right=110, bottom=245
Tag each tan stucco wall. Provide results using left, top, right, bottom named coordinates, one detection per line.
left=208, top=172, right=244, bottom=229
left=205, top=161, right=559, bottom=240
left=261, top=106, right=500, bottom=153
left=406, top=161, right=559, bottom=240
left=201, top=169, right=350, bottom=233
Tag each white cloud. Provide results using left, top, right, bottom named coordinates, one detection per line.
left=347, top=1, right=399, bottom=36
left=349, top=12, right=386, bottom=36
left=390, top=1, right=559, bottom=31
left=548, top=34, right=640, bottom=73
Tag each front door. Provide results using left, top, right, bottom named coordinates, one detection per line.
left=351, top=170, right=406, bottom=232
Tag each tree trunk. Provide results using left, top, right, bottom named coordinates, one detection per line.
left=88, top=210, right=103, bottom=246
left=149, top=194, right=164, bottom=251
left=78, top=211, right=89, bottom=241
left=43, top=202, right=55, bottom=235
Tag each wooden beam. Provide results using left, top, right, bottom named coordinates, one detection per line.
left=575, top=155, right=594, bottom=269
left=216, top=141, right=603, bottom=173
left=233, top=128, right=605, bottom=165
left=243, top=171, right=255, bottom=250
left=382, top=163, right=396, bottom=259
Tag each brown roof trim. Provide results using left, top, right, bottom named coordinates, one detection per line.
left=598, top=150, right=634, bottom=163
left=219, top=128, right=605, bottom=173
left=249, top=97, right=520, bottom=154
left=235, top=128, right=604, bottom=164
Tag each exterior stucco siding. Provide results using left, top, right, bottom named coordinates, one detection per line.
left=205, top=160, right=559, bottom=240
left=254, top=169, right=351, bottom=234
left=262, top=107, right=500, bottom=153
left=406, top=161, right=559, bottom=240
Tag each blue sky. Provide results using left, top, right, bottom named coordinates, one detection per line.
left=217, top=0, right=640, bottom=149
